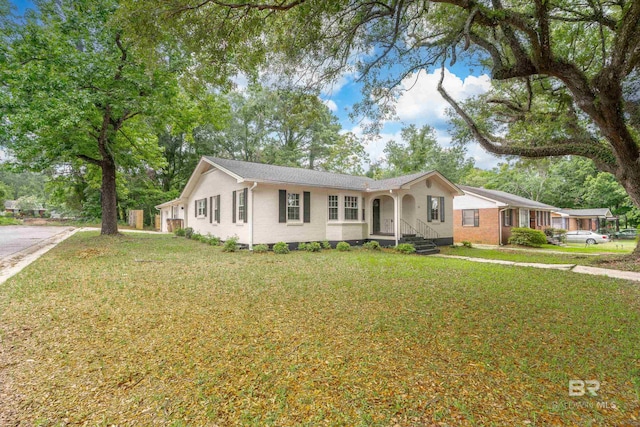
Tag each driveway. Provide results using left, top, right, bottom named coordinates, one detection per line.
left=0, top=226, right=74, bottom=260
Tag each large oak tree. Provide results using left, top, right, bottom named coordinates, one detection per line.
left=1, top=0, right=182, bottom=234
left=125, top=0, right=640, bottom=254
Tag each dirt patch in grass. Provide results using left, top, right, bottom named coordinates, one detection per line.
left=1, top=232, right=639, bottom=425
left=591, top=254, right=640, bottom=273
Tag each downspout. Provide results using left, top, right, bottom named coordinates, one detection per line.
left=498, top=207, right=508, bottom=246
left=249, top=182, right=258, bottom=250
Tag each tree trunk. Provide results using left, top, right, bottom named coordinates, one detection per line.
left=100, top=155, right=119, bottom=235
left=617, top=161, right=640, bottom=257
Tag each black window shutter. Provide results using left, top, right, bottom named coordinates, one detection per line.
left=427, top=195, right=432, bottom=222
left=362, top=197, right=365, bottom=221
left=440, top=196, right=445, bottom=222
left=194, top=199, right=197, bottom=216
left=303, top=191, right=311, bottom=223
left=279, top=190, right=287, bottom=223
left=209, top=196, right=212, bottom=223
left=216, top=195, right=221, bottom=223
left=232, top=191, right=236, bottom=223
left=243, top=188, right=248, bottom=223
left=203, top=198, right=207, bottom=217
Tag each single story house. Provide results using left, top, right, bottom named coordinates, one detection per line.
left=551, top=208, right=617, bottom=233
left=156, top=157, right=463, bottom=248
left=453, top=185, right=557, bottom=245
left=3, top=200, right=47, bottom=217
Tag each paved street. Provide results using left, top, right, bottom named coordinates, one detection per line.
left=0, top=226, right=73, bottom=259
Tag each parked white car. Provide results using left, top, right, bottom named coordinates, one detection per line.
left=564, top=230, right=609, bottom=244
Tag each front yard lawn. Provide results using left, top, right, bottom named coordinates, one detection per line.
left=441, top=242, right=640, bottom=272
left=1, top=232, right=639, bottom=426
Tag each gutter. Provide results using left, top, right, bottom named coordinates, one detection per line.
left=249, top=182, right=258, bottom=250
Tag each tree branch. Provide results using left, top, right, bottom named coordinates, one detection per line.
left=171, top=0, right=307, bottom=15
left=436, top=65, right=615, bottom=165
left=77, top=154, right=101, bottom=166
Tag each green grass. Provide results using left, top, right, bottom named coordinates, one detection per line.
left=0, top=216, right=21, bottom=225
left=1, top=232, right=639, bottom=426
left=441, top=241, right=640, bottom=272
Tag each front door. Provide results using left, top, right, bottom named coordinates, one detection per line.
left=373, top=199, right=381, bottom=234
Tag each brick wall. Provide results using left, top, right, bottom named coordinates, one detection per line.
left=454, top=208, right=502, bottom=245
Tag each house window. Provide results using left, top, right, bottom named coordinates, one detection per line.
left=503, top=209, right=513, bottom=227
left=519, top=209, right=530, bottom=228
left=328, top=195, right=338, bottom=220
left=238, top=191, right=246, bottom=222
left=287, top=193, right=300, bottom=221
left=196, top=199, right=206, bottom=217
left=430, top=197, right=439, bottom=221
left=344, top=196, right=359, bottom=220
left=462, top=209, right=479, bottom=227
left=214, top=195, right=220, bottom=223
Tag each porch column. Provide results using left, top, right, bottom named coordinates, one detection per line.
left=392, top=190, right=399, bottom=246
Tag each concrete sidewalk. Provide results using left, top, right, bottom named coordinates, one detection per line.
left=435, top=254, right=640, bottom=282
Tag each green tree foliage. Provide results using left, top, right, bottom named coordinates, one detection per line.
left=383, top=124, right=473, bottom=182
left=0, top=170, right=46, bottom=200
left=0, top=180, right=9, bottom=208
left=125, top=1, right=640, bottom=255
left=1, top=0, right=183, bottom=234
left=196, top=86, right=368, bottom=174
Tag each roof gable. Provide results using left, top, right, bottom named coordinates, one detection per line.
left=458, top=185, right=557, bottom=210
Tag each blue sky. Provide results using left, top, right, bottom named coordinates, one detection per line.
left=9, top=0, right=502, bottom=170
left=320, top=66, right=500, bottom=169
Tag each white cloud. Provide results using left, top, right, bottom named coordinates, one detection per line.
left=323, top=99, right=338, bottom=112
left=467, top=144, right=503, bottom=170
left=395, top=68, right=491, bottom=123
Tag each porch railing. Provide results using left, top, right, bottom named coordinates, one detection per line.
left=381, top=219, right=394, bottom=234
left=416, top=219, right=440, bottom=240
left=400, top=219, right=419, bottom=237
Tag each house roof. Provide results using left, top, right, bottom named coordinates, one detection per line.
left=199, top=157, right=463, bottom=194
left=155, top=198, right=183, bottom=209
left=458, top=185, right=558, bottom=211
left=3, top=200, right=45, bottom=211
left=555, top=208, right=614, bottom=218
left=206, top=157, right=375, bottom=190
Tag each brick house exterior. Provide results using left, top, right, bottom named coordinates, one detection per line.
left=551, top=208, right=617, bottom=233
left=453, top=186, right=557, bottom=245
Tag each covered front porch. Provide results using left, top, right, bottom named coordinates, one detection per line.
left=368, top=193, right=441, bottom=245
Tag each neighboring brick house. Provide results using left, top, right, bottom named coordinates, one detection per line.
left=551, top=208, right=617, bottom=233
left=453, top=186, right=557, bottom=245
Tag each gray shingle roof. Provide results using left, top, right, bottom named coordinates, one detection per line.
left=459, top=185, right=557, bottom=210
left=206, top=157, right=442, bottom=191
left=556, top=208, right=614, bottom=217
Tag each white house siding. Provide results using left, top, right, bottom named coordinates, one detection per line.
left=453, top=194, right=501, bottom=210
left=402, top=177, right=455, bottom=240
left=252, top=186, right=368, bottom=245
left=186, top=169, right=250, bottom=242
